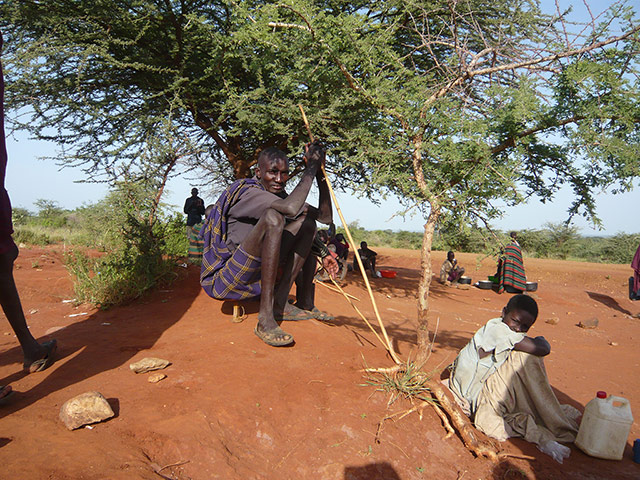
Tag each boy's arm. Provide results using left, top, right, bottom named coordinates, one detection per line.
left=514, top=336, right=551, bottom=357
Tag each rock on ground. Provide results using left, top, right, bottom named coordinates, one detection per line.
left=129, top=357, right=171, bottom=374
left=148, top=373, right=167, bottom=383
left=59, top=391, right=114, bottom=430
left=578, top=317, right=599, bottom=329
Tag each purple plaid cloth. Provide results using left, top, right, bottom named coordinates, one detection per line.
left=200, top=179, right=264, bottom=299
left=208, top=245, right=262, bottom=299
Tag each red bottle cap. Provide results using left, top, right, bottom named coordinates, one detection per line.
left=596, top=391, right=607, bottom=399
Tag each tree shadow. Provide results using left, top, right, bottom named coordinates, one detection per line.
left=344, top=461, right=401, bottom=480
left=0, top=264, right=201, bottom=418
left=585, top=291, right=632, bottom=316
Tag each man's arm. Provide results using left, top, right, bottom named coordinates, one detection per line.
left=269, top=142, right=324, bottom=218
left=313, top=166, right=333, bottom=224
left=183, top=198, right=192, bottom=214
left=513, top=336, right=551, bottom=357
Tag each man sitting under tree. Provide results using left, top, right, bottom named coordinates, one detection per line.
left=200, top=142, right=337, bottom=347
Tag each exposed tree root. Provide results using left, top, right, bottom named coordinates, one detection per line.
left=427, top=379, right=501, bottom=461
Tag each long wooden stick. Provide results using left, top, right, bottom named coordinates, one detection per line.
left=299, top=104, right=401, bottom=364
left=314, top=279, right=360, bottom=301
left=320, top=261, right=388, bottom=349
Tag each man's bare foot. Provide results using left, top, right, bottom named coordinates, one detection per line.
left=23, top=339, right=57, bottom=373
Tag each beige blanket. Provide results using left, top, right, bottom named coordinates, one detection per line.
left=473, top=350, right=580, bottom=445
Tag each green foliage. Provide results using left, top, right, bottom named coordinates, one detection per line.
left=11, top=207, right=32, bottom=226
left=12, top=227, right=52, bottom=246
left=161, top=214, right=189, bottom=258
left=33, top=199, right=68, bottom=228
left=65, top=215, right=176, bottom=309
left=598, top=233, right=640, bottom=264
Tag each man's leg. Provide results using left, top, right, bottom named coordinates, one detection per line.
left=0, top=244, right=57, bottom=370
left=293, top=253, right=317, bottom=311
left=240, top=208, right=290, bottom=343
left=273, top=214, right=316, bottom=314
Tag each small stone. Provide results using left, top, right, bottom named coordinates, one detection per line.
left=129, top=357, right=171, bottom=374
left=609, top=341, right=618, bottom=346
left=59, top=391, right=114, bottom=430
left=148, top=373, right=167, bottom=383
left=29, top=309, right=38, bottom=315
left=545, top=317, right=560, bottom=325
left=483, top=298, right=491, bottom=302
left=578, top=317, right=599, bottom=329
left=456, top=284, right=471, bottom=290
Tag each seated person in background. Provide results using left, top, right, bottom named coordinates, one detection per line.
left=329, top=233, right=349, bottom=261
left=200, top=142, right=338, bottom=347
left=354, top=241, right=378, bottom=277
left=446, top=295, right=579, bottom=464
left=439, top=250, right=465, bottom=285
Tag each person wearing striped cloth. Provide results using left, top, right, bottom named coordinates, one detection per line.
left=200, top=142, right=338, bottom=347
left=497, top=232, right=527, bottom=294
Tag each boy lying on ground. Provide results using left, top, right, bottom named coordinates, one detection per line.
left=446, top=294, right=580, bottom=463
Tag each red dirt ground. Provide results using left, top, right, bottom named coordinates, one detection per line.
left=1, top=246, right=639, bottom=480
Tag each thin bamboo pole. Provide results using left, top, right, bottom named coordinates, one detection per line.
left=317, top=260, right=387, bottom=348
left=299, top=104, right=401, bottom=364
left=314, top=279, right=360, bottom=301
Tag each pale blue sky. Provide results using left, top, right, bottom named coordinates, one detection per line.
left=4, top=0, right=639, bottom=236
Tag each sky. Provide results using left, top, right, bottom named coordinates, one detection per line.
left=3, top=0, right=639, bottom=236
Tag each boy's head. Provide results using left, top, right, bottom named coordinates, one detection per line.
left=361, top=241, right=367, bottom=248
left=204, top=204, right=214, bottom=218
left=502, top=294, right=538, bottom=333
left=447, top=250, right=455, bottom=261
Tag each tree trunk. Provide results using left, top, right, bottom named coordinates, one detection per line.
left=414, top=204, right=440, bottom=369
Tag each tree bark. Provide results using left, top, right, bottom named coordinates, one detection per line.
left=414, top=204, right=440, bottom=369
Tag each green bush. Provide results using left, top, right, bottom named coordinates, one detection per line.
left=65, top=215, right=177, bottom=309
left=161, top=214, right=189, bottom=257
left=597, top=233, right=640, bottom=264
left=12, top=226, right=52, bottom=246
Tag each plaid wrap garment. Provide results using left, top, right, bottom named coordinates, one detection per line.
left=200, top=179, right=265, bottom=300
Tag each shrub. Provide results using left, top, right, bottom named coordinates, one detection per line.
left=12, top=227, right=51, bottom=246
left=597, top=233, right=640, bottom=264
left=65, top=215, right=176, bottom=309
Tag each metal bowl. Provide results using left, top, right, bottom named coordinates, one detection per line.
left=475, top=280, right=493, bottom=290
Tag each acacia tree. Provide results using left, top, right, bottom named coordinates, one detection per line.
left=252, top=0, right=640, bottom=365
left=0, top=0, right=366, bottom=185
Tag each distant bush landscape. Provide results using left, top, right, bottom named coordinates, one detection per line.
left=15, top=200, right=639, bottom=266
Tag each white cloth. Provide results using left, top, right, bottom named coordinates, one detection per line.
left=449, top=318, right=525, bottom=413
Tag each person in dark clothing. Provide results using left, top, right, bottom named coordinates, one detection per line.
left=354, top=241, right=378, bottom=277
left=184, top=188, right=205, bottom=227
left=0, top=33, right=58, bottom=403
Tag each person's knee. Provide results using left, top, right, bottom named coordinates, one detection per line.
left=263, top=208, right=285, bottom=231
left=298, top=214, right=317, bottom=238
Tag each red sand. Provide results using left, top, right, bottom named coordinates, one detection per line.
left=1, top=246, right=638, bottom=479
